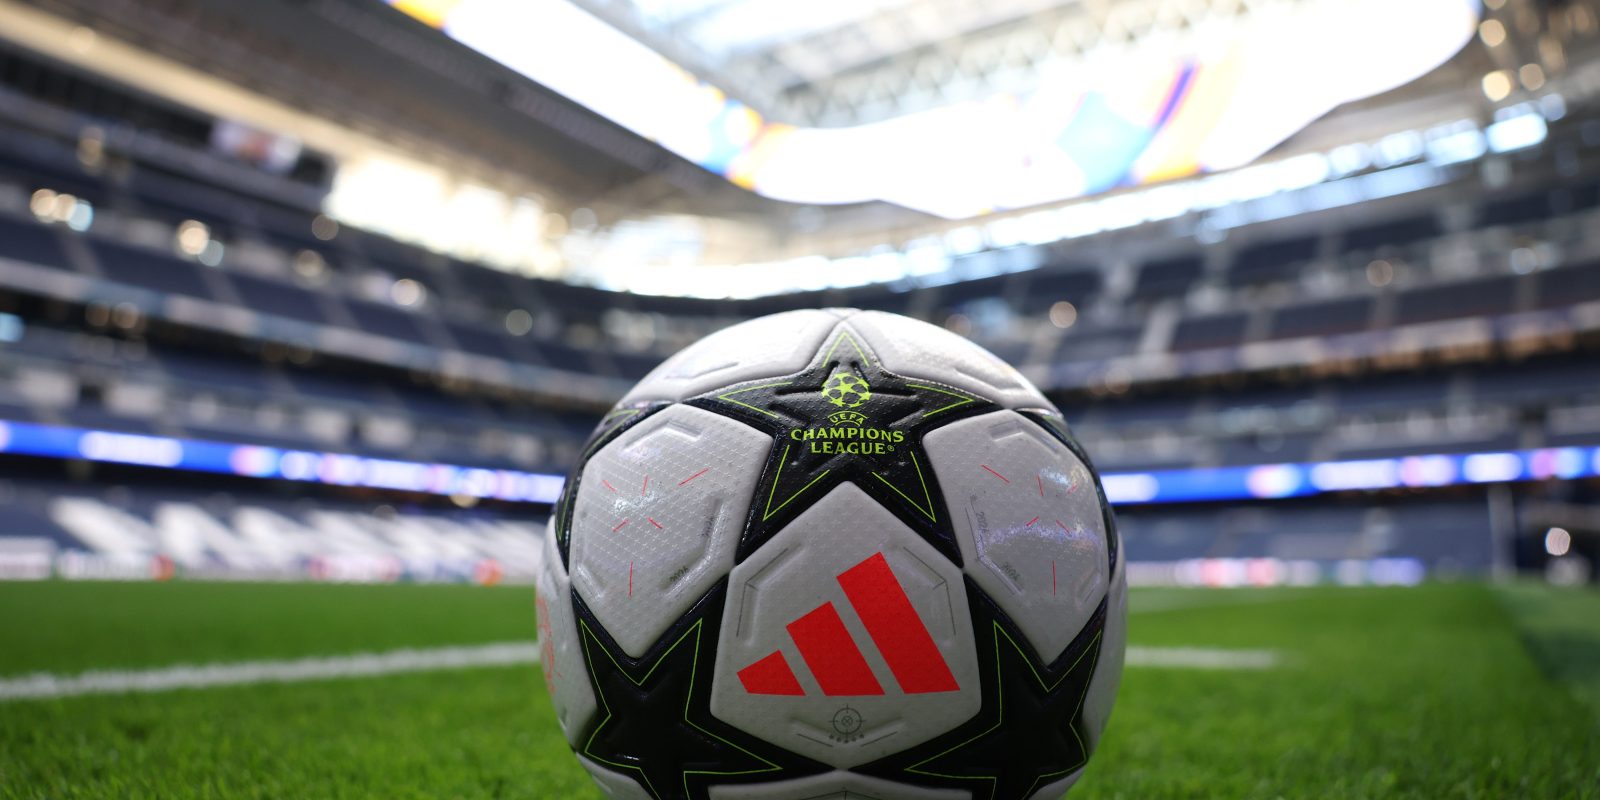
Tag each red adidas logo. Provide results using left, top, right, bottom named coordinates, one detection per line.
left=736, top=552, right=959, bottom=697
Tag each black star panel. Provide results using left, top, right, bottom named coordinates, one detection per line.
left=856, top=579, right=1109, bottom=800
left=555, top=401, right=672, bottom=566
left=572, top=581, right=829, bottom=800
left=685, top=328, right=999, bottom=565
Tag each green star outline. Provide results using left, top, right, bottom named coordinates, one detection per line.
left=1029, top=411, right=1071, bottom=440
left=581, top=408, right=642, bottom=461
left=578, top=617, right=784, bottom=799
left=905, top=383, right=977, bottom=418
left=822, top=330, right=872, bottom=369
left=904, top=624, right=1102, bottom=799
left=871, top=450, right=937, bottom=521
left=716, top=382, right=792, bottom=419
left=762, top=443, right=832, bottom=520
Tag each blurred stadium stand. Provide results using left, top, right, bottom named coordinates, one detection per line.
left=0, top=0, right=1597, bottom=585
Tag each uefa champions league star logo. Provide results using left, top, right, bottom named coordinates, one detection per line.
left=822, top=371, right=872, bottom=427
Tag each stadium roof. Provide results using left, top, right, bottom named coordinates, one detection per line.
left=13, top=0, right=1591, bottom=296
left=563, top=0, right=1099, bottom=127
left=391, top=0, right=1482, bottom=217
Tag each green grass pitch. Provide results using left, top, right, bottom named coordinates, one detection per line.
left=0, top=580, right=1596, bottom=799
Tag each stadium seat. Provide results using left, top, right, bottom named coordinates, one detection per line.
left=1533, top=260, right=1600, bottom=309
left=279, top=367, right=390, bottom=406
left=1337, top=213, right=1442, bottom=253
left=440, top=320, right=528, bottom=362
left=531, top=340, right=598, bottom=373
left=1052, top=322, right=1144, bottom=363
left=1132, top=254, right=1203, bottom=298
left=1226, top=235, right=1318, bottom=286
left=1265, top=296, right=1373, bottom=339
left=128, top=169, right=248, bottom=234
left=0, top=215, right=70, bottom=270
left=1171, top=312, right=1251, bottom=351
left=1209, top=428, right=1308, bottom=463
left=342, top=299, right=433, bottom=345
left=1393, top=275, right=1519, bottom=326
left=90, top=240, right=219, bottom=300
left=1021, top=265, right=1102, bottom=310
left=157, top=350, right=280, bottom=396
left=226, top=272, right=332, bottom=325
left=1477, top=190, right=1553, bottom=227
left=609, top=351, right=664, bottom=380
left=1335, top=373, right=1451, bottom=411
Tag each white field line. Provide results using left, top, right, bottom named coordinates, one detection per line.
left=0, top=641, right=1277, bottom=702
left=0, top=641, right=541, bottom=702
left=1125, top=645, right=1278, bottom=670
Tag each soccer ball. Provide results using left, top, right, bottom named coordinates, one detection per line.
left=536, top=309, right=1126, bottom=800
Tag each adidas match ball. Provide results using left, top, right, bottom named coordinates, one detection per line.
left=536, top=309, right=1126, bottom=800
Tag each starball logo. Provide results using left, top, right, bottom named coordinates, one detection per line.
left=789, top=370, right=905, bottom=456
left=822, top=372, right=871, bottom=409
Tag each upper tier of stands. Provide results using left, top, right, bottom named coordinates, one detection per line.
left=0, top=46, right=1598, bottom=479
left=1, top=77, right=1599, bottom=395
left=3, top=142, right=1597, bottom=376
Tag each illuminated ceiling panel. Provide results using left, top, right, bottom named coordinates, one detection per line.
left=386, top=0, right=1479, bottom=219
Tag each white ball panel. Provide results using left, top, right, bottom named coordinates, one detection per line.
left=1081, top=547, right=1127, bottom=754
left=569, top=404, right=770, bottom=658
left=1028, top=769, right=1085, bottom=800
left=923, top=410, right=1109, bottom=664
left=577, top=756, right=655, bottom=800
left=846, top=311, right=1051, bottom=411
left=536, top=521, right=596, bottom=747
left=619, top=309, right=845, bottom=406
left=711, top=483, right=981, bottom=769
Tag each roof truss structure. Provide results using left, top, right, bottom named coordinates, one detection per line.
left=566, top=0, right=1308, bottom=126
